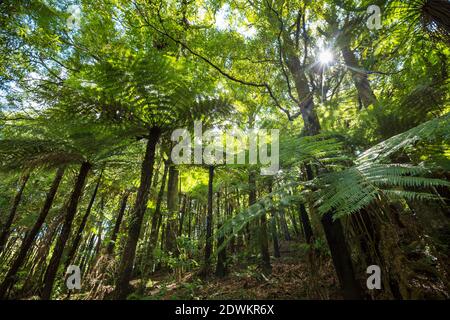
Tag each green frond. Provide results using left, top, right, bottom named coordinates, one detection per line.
left=357, top=113, right=450, bottom=164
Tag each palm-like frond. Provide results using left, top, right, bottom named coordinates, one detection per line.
left=316, top=113, right=450, bottom=218
left=358, top=113, right=450, bottom=164
left=315, top=163, right=449, bottom=218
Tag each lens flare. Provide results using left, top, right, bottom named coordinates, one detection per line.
left=318, top=50, right=333, bottom=64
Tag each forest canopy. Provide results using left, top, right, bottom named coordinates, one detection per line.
left=0, top=0, right=449, bottom=301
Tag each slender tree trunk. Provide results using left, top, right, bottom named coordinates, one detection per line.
left=40, top=161, right=91, bottom=300
left=79, top=233, right=95, bottom=274
left=299, top=203, right=314, bottom=244
left=215, top=191, right=227, bottom=277
left=0, top=167, right=65, bottom=299
left=270, top=211, right=281, bottom=258
left=0, top=172, right=31, bottom=254
left=64, top=170, right=102, bottom=270
left=249, top=170, right=271, bottom=272
left=289, top=209, right=300, bottom=237
left=341, top=45, right=378, bottom=109
left=281, top=28, right=363, bottom=298
left=22, top=213, right=63, bottom=295
left=260, top=212, right=272, bottom=273
left=87, top=206, right=104, bottom=275
left=204, top=166, right=214, bottom=271
left=178, top=194, right=187, bottom=236
left=114, top=129, right=160, bottom=299
left=145, top=162, right=168, bottom=267
left=107, top=191, right=129, bottom=255
left=321, top=212, right=363, bottom=299
left=279, top=208, right=291, bottom=241
left=187, top=199, right=193, bottom=238
left=165, top=164, right=179, bottom=254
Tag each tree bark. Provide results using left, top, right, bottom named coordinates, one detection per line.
left=0, top=167, right=65, bottom=299
left=178, top=194, right=187, bottom=236
left=289, top=209, right=300, bottom=237
left=341, top=45, right=378, bottom=109
left=282, top=29, right=363, bottom=299
left=165, top=164, right=179, bottom=254
left=270, top=212, right=281, bottom=258
left=0, top=172, right=31, bottom=254
left=40, top=161, right=91, bottom=300
left=64, top=170, right=102, bottom=270
left=299, top=203, right=314, bottom=244
left=204, top=166, right=214, bottom=270
left=215, top=191, right=227, bottom=277
left=321, top=211, right=363, bottom=299
left=79, top=233, right=95, bottom=274
left=279, top=208, right=291, bottom=241
left=106, top=191, right=129, bottom=255
left=147, top=161, right=169, bottom=261
left=249, top=170, right=271, bottom=273
left=114, top=129, right=160, bottom=299
left=259, top=212, right=272, bottom=273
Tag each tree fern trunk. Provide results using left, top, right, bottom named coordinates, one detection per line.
left=165, top=164, right=179, bottom=255
left=279, top=208, right=291, bottom=241
left=114, top=129, right=160, bottom=299
left=107, top=191, right=129, bottom=255
left=249, top=171, right=271, bottom=273
left=299, top=203, right=314, bottom=244
left=178, top=194, right=187, bottom=236
left=321, top=211, right=363, bottom=299
left=0, top=167, right=65, bottom=299
left=147, top=161, right=168, bottom=261
left=0, top=171, right=30, bottom=254
left=215, top=191, right=227, bottom=277
left=204, top=165, right=214, bottom=272
left=341, top=45, right=378, bottom=109
left=64, top=170, right=102, bottom=270
left=270, top=212, right=281, bottom=258
left=40, top=161, right=91, bottom=300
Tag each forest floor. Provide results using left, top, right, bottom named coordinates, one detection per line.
left=138, top=241, right=342, bottom=300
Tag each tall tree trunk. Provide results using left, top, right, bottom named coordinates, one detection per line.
left=64, top=170, right=102, bottom=270
left=165, top=164, right=179, bottom=254
left=87, top=206, right=104, bottom=275
left=187, top=199, right=193, bottom=238
left=106, top=191, right=129, bottom=255
left=22, top=213, right=63, bottom=295
left=79, top=233, right=95, bottom=274
left=270, top=211, right=281, bottom=258
left=178, top=194, right=187, bottom=236
left=147, top=161, right=168, bottom=262
left=40, top=161, right=91, bottom=300
left=249, top=170, right=271, bottom=272
left=215, top=191, right=227, bottom=277
left=0, top=167, right=65, bottom=299
left=204, top=166, right=214, bottom=271
left=289, top=209, right=300, bottom=237
left=267, top=182, right=280, bottom=258
left=299, top=203, right=314, bottom=244
left=0, top=172, right=31, bottom=254
left=114, top=129, right=160, bottom=299
left=260, top=211, right=272, bottom=273
left=279, top=208, right=291, bottom=241
left=341, top=45, right=378, bottom=109
left=321, top=212, right=363, bottom=299
left=283, top=31, right=363, bottom=299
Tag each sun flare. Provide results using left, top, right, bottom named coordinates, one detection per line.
left=318, top=49, right=334, bottom=64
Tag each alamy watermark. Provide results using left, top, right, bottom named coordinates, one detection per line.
left=366, top=265, right=381, bottom=290
left=366, top=5, right=382, bottom=30
left=66, top=5, right=81, bottom=30
left=171, top=121, right=279, bottom=175
left=66, top=265, right=81, bottom=290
